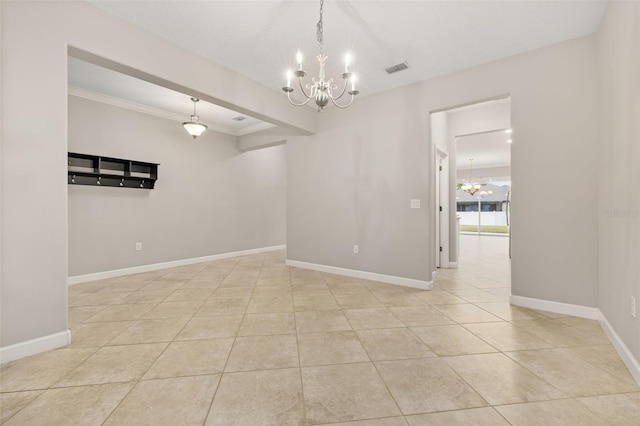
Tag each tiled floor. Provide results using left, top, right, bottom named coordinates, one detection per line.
left=1, top=235, right=639, bottom=425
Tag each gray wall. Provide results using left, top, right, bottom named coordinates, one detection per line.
left=597, top=2, right=640, bottom=361
left=0, top=0, right=305, bottom=348
left=68, top=96, right=286, bottom=276
left=287, top=34, right=600, bottom=310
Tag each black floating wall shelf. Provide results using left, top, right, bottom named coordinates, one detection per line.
left=68, top=152, right=158, bottom=189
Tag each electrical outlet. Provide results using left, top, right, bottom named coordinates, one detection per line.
left=136, top=242, right=142, bottom=251
left=410, top=199, right=421, bottom=209
left=353, top=245, right=359, bottom=254
left=632, top=296, right=636, bottom=318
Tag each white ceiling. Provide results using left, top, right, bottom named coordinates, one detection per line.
left=88, top=0, right=607, bottom=97
left=456, top=130, right=512, bottom=170
left=68, top=58, right=274, bottom=136
left=71, top=1, right=606, bottom=130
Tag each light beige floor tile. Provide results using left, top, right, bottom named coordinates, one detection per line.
left=506, top=348, right=639, bottom=397
left=356, top=328, right=436, bottom=361
left=238, top=313, right=295, bottom=336
left=474, top=302, right=546, bottom=321
left=295, top=310, right=353, bottom=332
left=316, top=418, right=408, bottom=426
left=406, top=407, right=509, bottom=425
left=195, top=297, right=249, bottom=316
left=343, top=308, right=405, bottom=330
left=181, top=279, right=222, bottom=289
left=411, top=325, right=497, bottom=356
left=431, top=304, right=502, bottom=323
left=141, top=301, right=203, bottom=319
left=176, top=315, right=243, bottom=340
left=3, top=383, right=133, bottom=426
left=160, top=272, right=199, bottom=281
left=451, top=289, right=504, bottom=303
left=433, top=281, right=476, bottom=291
left=335, top=293, right=385, bottom=309
left=388, top=306, right=455, bottom=327
left=70, top=291, right=132, bottom=307
left=373, top=292, right=426, bottom=307
left=143, top=338, right=234, bottom=379
left=0, top=391, right=43, bottom=423
left=96, top=281, right=149, bottom=293
left=327, top=282, right=370, bottom=294
left=576, top=392, right=640, bottom=425
left=54, top=343, right=167, bottom=387
left=252, top=286, right=292, bottom=298
left=510, top=319, right=608, bottom=346
left=0, top=348, right=97, bottom=392
left=140, top=280, right=186, bottom=291
left=444, top=353, right=565, bottom=404
left=463, top=322, right=555, bottom=351
left=104, top=375, right=219, bottom=425
left=413, top=290, right=466, bottom=305
left=298, top=331, right=370, bottom=366
left=302, top=363, right=401, bottom=424
left=84, top=303, right=156, bottom=322
left=225, top=334, right=298, bottom=372
left=495, top=399, right=610, bottom=426
left=164, top=288, right=214, bottom=302
left=246, top=296, right=293, bottom=313
left=210, top=287, right=254, bottom=298
left=484, top=287, right=512, bottom=300
left=294, top=294, right=340, bottom=311
left=108, top=318, right=189, bottom=345
left=120, top=290, right=173, bottom=304
left=205, top=368, right=304, bottom=426
left=68, top=305, right=109, bottom=326
left=569, top=344, right=638, bottom=384
left=70, top=321, right=133, bottom=347
left=292, top=284, right=332, bottom=296
left=375, top=358, right=487, bottom=415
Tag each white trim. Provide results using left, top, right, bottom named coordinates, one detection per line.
left=598, top=312, right=640, bottom=386
left=509, top=294, right=599, bottom=319
left=68, top=245, right=286, bottom=285
left=285, top=259, right=433, bottom=290
left=1, top=330, right=71, bottom=364
left=448, top=261, right=458, bottom=269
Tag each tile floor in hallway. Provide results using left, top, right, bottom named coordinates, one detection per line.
left=1, top=235, right=639, bottom=425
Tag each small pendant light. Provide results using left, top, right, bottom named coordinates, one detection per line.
left=182, top=97, right=208, bottom=139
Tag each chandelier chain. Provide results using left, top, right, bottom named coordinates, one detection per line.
left=316, top=0, right=324, bottom=51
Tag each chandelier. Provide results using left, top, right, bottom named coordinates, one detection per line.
left=282, top=0, right=359, bottom=111
left=461, top=159, right=482, bottom=196
left=182, top=97, right=207, bottom=139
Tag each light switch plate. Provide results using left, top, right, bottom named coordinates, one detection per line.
left=410, top=199, right=421, bottom=209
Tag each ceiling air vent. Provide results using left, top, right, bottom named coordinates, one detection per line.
left=232, top=115, right=248, bottom=121
left=385, top=62, right=409, bottom=74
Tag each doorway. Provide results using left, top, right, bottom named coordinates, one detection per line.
left=430, top=96, right=512, bottom=276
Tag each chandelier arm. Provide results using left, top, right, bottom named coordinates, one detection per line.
left=297, top=77, right=313, bottom=99
left=328, top=79, right=349, bottom=101
left=287, top=91, right=314, bottom=107
left=329, top=93, right=356, bottom=109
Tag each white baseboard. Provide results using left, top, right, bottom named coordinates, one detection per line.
left=598, top=312, right=640, bottom=386
left=509, top=294, right=599, bottom=319
left=510, top=294, right=639, bottom=386
left=448, top=261, right=458, bottom=269
left=68, top=244, right=286, bottom=285
left=1, top=330, right=71, bottom=364
left=285, top=259, right=433, bottom=290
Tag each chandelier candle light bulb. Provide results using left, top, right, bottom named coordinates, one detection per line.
left=282, top=0, right=359, bottom=111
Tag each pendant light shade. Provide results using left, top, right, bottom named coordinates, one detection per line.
left=182, top=97, right=207, bottom=139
